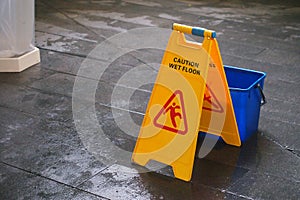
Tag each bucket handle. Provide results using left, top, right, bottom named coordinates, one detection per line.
left=256, top=84, right=266, bottom=106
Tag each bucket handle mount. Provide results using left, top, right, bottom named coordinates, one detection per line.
left=256, top=84, right=266, bottom=106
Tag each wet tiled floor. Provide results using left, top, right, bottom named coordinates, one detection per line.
left=0, top=0, right=299, bottom=199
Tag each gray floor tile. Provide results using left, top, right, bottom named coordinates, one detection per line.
left=0, top=162, right=106, bottom=200
left=228, top=171, right=300, bottom=200
left=78, top=164, right=246, bottom=200
left=0, top=0, right=299, bottom=199
left=204, top=133, right=300, bottom=181
left=0, top=65, right=55, bottom=86
left=0, top=107, right=107, bottom=186
left=260, top=116, right=300, bottom=151
left=0, top=83, right=73, bottom=122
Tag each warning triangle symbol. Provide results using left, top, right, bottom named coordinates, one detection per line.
left=153, top=90, right=188, bottom=135
left=202, top=85, right=224, bottom=113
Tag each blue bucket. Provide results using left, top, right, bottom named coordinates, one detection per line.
left=224, top=65, right=266, bottom=142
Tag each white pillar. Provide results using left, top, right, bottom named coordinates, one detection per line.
left=0, top=0, right=40, bottom=72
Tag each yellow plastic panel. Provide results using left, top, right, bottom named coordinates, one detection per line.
left=199, top=39, right=241, bottom=146
left=132, top=30, right=211, bottom=181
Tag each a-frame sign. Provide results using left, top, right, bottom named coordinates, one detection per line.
left=132, top=23, right=240, bottom=181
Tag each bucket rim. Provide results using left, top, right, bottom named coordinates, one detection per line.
left=224, top=65, right=266, bottom=92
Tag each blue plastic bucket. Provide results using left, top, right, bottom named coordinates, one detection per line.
left=224, top=65, right=266, bottom=142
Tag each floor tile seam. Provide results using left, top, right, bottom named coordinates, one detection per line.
left=112, top=83, right=152, bottom=94
left=94, top=101, right=145, bottom=117
left=24, top=84, right=72, bottom=99
left=1, top=73, right=118, bottom=97
left=66, top=99, right=146, bottom=126
left=38, top=45, right=129, bottom=65
left=129, top=52, right=160, bottom=72
left=25, top=83, right=74, bottom=99
left=262, top=95, right=299, bottom=106
left=38, top=46, right=147, bottom=67
left=0, top=80, right=73, bottom=102
left=222, top=189, right=255, bottom=200
left=260, top=132, right=300, bottom=158
left=0, top=105, right=38, bottom=123
left=0, top=79, right=27, bottom=87
left=259, top=171, right=300, bottom=183
left=74, top=164, right=114, bottom=189
left=219, top=39, right=269, bottom=53
left=260, top=115, right=300, bottom=134
left=24, top=83, right=144, bottom=106
left=229, top=169, right=300, bottom=187
left=222, top=58, right=298, bottom=74
left=0, top=104, right=38, bottom=119
left=275, top=77, right=299, bottom=84
left=6, top=80, right=147, bottom=117
left=217, top=37, right=300, bottom=53
left=223, top=170, right=283, bottom=200
left=203, top=150, right=300, bottom=183
left=178, top=12, right=300, bottom=44
left=0, top=68, right=57, bottom=86
left=0, top=84, right=72, bottom=108
left=0, top=103, right=72, bottom=125
left=221, top=50, right=297, bottom=65
left=0, top=102, right=96, bottom=146
left=24, top=72, right=153, bottom=101
left=260, top=115, right=300, bottom=127
left=39, top=47, right=148, bottom=70
left=0, top=160, right=110, bottom=200
left=195, top=182, right=254, bottom=199
left=201, top=157, right=252, bottom=171
left=35, top=30, right=99, bottom=44
left=265, top=96, right=300, bottom=105
left=222, top=52, right=298, bottom=67
left=38, top=68, right=154, bottom=94
left=39, top=0, right=107, bottom=40
left=253, top=48, right=267, bottom=56
left=67, top=8, right=156, bottom=29
left=37, top=65, right=84, bottom=79
left=37, top=46, right=89, bottom=58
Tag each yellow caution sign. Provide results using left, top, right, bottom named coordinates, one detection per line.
left=132, top=24, right=214, bottom=181
left=132, top=23, right=241, bottom=182
left=199, top=38, right=241, bottom=147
